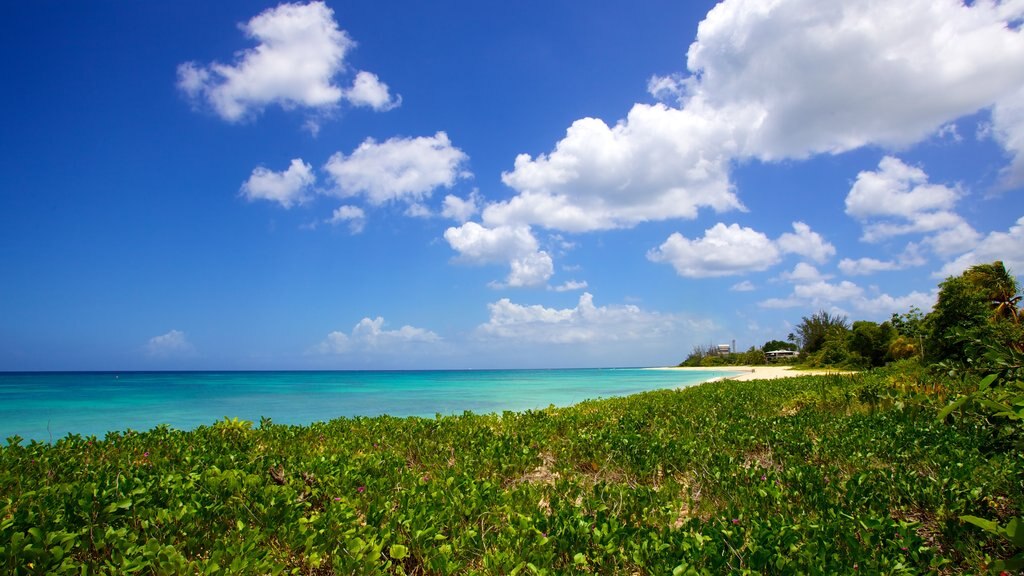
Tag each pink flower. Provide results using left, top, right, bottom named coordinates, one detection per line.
left=731, top=518, right=740, bottom=525
left=357, top=486, right=366, bottom=493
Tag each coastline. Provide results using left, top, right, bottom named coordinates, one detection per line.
left=648, top=365, right=856, bottom=382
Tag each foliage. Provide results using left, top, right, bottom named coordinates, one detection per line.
left=2, top=367, right=1021, bottom=574
left=679, top=345, right=767, bottom=367
left=761, top=340, right=797, bottom=353
left=938, top=341, right=1024, bottom=571
left=926, top=261, right=1023, bottom=365
left=796, top=311, right=850, bottom=355
left=849, top=321, right=897, bottom=368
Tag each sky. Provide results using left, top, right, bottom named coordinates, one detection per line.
left=2, top=0, right=1024, bottom=371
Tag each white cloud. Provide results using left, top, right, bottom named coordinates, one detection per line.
left=491, top=103, right=746, bottom=232
left=759, top=279, right=936, bottom=318
left=240, top=158, right=315, bottom=208
left=936, top=216, right=1024, bottom=278
left=485, top=0, right=1024, bottom=242
left=443, top=222, right=553, bottom=287
left=688, top=0, right=1024, bottom=160
left=404, top=203, right=433, bottom=218
left=478, top=292, right=681, bottom=344
left=314, top=316, right=440, bottom=354
left=730, top=280, right=755, bottom=292
left=326, top=205, right=365, bottom=234
left=838, top=243, right=926, bottom=276
left=781, top=262, right=830, bottom=283
left=551, top=280, right=589, bottom=293
left=324, top=132, right=470, bottom=205
left=647, top=222, right=780, bottom=278
left=846, top=156, right=959, bottom=220
left=838, top=257, right=900, bottom=276
left=501, top=251, right=555, bottom=288
left=441, top=191, right=481, bottom=223
left=992, top=85, right=1024, bottom=190
left=845, top=156, right=979, bottom=250
left=856, top=291, right=937, bottom=317
left=177, top=2, right=365, bottom=122
left=344, top=70, right=401, bottom=111
left=648, top=221, right=832, bottom=278
left=145, top=330, right=195, bottom=358
left=647, top=73, right=689, bottom=103
left=444, top=222, right=539, bottom=265
left=776, top=221, right=835, bottom=263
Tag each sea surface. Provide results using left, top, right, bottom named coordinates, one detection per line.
left=0, top=368, right=734, bottom=443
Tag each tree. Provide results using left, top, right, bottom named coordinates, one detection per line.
left=926, top=261, right=1023, bottom=364
left=963, top=260, right=1021, bottom=324
left=849, top=320, right=896, bottom=368
left=762, top=339, right=797, bottom=353
left=796, top=310, right=850, bottom=355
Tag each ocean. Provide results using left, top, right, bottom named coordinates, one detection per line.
left=0, top=368, right=733, bottom=443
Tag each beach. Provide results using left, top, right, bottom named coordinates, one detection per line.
left=653, top=365, right=856, bottom=382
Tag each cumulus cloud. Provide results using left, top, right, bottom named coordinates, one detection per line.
left=478, top=292, right=682, bottom=344
left=145, top=330, right=195, bottom=358
left=324, top=132, right=470, bottom=205
left=441, top=191, right=481, bottom=223
left=845, top=156, right=980, bottom=256
left=730, top=280, right=756, bottom=292
left=240, top=158, right=315, bottom=208
left=344, top=70, right=401, bottom=111
left=484, top=0, right=1024, bottom=244
left=502, top=252, right=555, bottom=288
left=314, top=316, right=440, bottom=354
left=177, top=2, right=393, bottom=122
left=551, top=280, right=588, bottom=293
left=992, top=86, right=1024, bottom=190
left=759, top=279, right=935, bottom=318
left=689, top=0, right=1024, bottom=160
left=776, top=222, right=836, bottom=263
left=936, top=216, right=1024, bottom=278
left=492, top=103, right=746, bottom=233
left=838, top=243, right=926, bottom=276
left=780, top=262, right=830, bottom=283
left=443, top=222, right=553, bottom=287
left=647, top=221, right=832, bottom=278
left=326, top=205, right=365, bottom=233
left=647, top=223, right=779, bottom=278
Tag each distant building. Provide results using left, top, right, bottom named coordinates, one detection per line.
left=765, top=349, right=798, bottom=361
left=717, top=343, right=732, bottom=355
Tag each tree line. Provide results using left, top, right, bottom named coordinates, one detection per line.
left=680, top=260, right=1023, bottom=370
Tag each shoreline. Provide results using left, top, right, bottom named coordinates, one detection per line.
left=647, top=365, right=856, bottom=382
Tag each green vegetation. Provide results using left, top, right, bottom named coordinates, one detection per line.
left=1, top=260, right=1020, bottom=574
left=684, top=260, right=1022, bottom=372
left=1, top=365, right=1020, bottom=574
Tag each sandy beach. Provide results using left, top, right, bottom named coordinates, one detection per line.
left=650, top=365, right=856, bottom=382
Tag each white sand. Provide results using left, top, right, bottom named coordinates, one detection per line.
left=647, top=365, right=855, bottom=382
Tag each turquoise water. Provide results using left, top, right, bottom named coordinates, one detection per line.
left=0, top=369, right=734, bottom=442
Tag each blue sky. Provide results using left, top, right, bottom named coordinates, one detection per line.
left=2, top=0, right=1024, bottom=370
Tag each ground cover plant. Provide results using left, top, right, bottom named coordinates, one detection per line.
left=2, top=362, right=1022, bottom=574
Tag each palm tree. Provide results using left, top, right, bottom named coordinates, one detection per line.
left=964, top=261, right=1021, bottom=324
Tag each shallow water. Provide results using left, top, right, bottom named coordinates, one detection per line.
left=0, top=368, right=734, bottom=442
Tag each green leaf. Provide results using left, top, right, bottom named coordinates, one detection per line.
left=103, top=498, right=132, bottom=514
left=390, top=544, right=408, bottom=560
left=937, top=394, right=970, bottom=421
left=960, top=515, right=999, bottom=535
left=1004, top=517, right=1024, bottom=548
